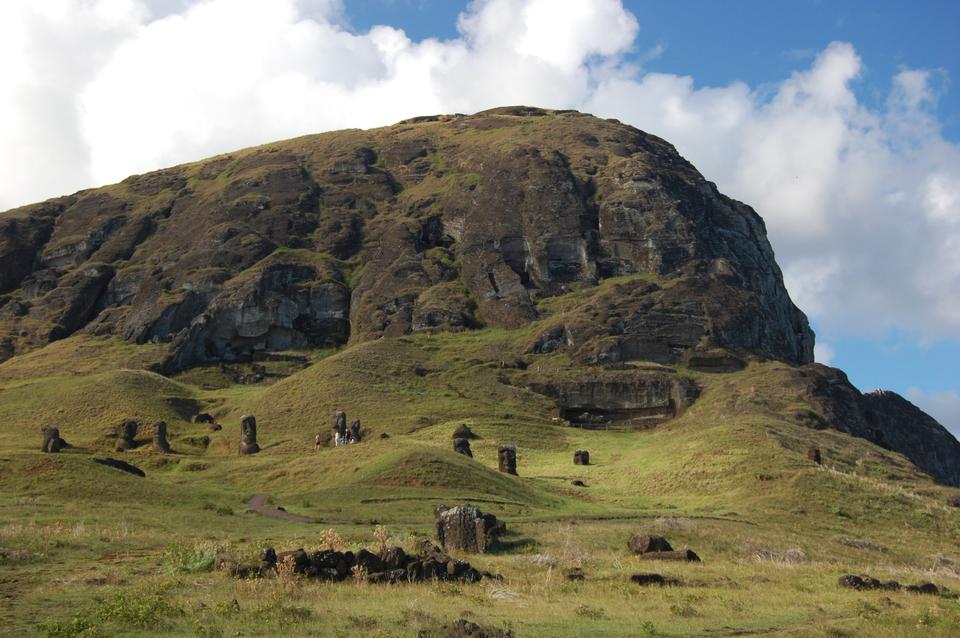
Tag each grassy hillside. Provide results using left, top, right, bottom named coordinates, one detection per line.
left=2, top=326, right=960, bottom=637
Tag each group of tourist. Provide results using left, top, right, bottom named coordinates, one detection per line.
left=314, top=409, right=362, bottom=450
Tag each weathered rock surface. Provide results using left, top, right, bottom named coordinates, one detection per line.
left=0, top=108, right=812, bottom=373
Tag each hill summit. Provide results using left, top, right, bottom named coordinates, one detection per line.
left=0, top=105, right=957, bottom=485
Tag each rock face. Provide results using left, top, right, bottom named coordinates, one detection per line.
left=435, top=506, right=505, bottom=553
left=239, top=415, right=260, bottom=455
left=0, top=107, right=812, bottom=373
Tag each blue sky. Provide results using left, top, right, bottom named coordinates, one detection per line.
left=1, top=0, right=958, bottom=433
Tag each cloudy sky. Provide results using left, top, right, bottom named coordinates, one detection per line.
left=2, top=0, right=958, bottom=434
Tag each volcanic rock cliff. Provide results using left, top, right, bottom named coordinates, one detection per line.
left=1, top=105, right=958, bottom=485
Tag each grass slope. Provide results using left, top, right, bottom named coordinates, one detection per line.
left=2, top=327, right=960, bottom=636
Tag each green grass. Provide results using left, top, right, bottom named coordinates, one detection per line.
left=2, top=327, right=960, bottom=636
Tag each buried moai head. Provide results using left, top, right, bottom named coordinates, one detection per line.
left=498, top=445, right=517, bottom=475
left=573, top=450, right=590, bottom=465
left=41, top=427, right=66, bottom=453
left=453, top=437, right=473, bottom=458
left=152, top=421, right=171, bottom=454
left=115, top=420, right=139, bottom=452
left=434, top=505, right=506, bottom=553
left=808, top=447, right=822, bottom=465
left=239, top=415, right=260, bottom=455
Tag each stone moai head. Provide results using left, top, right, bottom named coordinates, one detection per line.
left=334, top=410, right=347, bottom=433
left=152, top=421, right=171, bottom=454
left=453, top=438, right=473, bottom=458
left=573, top=450, right=590, bottom=465
left=497, top=445, right=517, bottom=475
left=41, top=427, right=64, bottom=453
left=240, top=415, right=260, bottom=455
left=116, top=420, right=139, bottom=451
left=808, top=447, right=822, bottom=465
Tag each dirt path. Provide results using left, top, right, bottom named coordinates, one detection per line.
left=247, top=494, right=315, bottom=523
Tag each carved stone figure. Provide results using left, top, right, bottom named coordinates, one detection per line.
left=240, top=415, right=260, bottom=454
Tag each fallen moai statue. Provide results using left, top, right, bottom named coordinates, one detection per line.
left=628, top=533, right=701, bottom=562
left=435, top=506, right=506, bottom=553
left=452, top=424, right=478, bottom=440
left=41, top=427, right=67, bottom=453
left=630, top=573, right=681, bottom=586
left=219, top=540, right=497, bottom=584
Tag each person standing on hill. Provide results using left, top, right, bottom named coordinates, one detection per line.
left=314, top=433, right=322, bottom=451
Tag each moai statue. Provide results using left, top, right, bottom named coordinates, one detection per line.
left=497, top=445, right=517, bottom=475
left=573, top=450, right=590, bottom=465
left=41, top=427, right=66, bottom=453
left=115, top=420, right=139, bottom=451
left=332, top=410, right=347, bottom=445
left=453, top=438, right=473, bottom=457
left=350, top=418, right=362, bottom=443
left=240, top=415, right=260, bottom=455
left=434, top=506, right=505, bottom=553
left=152, top=421, right=171, bottom=454
left=808, top=447, right=822, bottom=465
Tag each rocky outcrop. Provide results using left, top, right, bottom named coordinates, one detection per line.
left=0, top=108, right=812, bottom=371
left=797, top=365, right=960, bottom=486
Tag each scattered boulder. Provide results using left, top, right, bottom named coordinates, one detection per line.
left=808, top=447, right=822, bottom=465
left=564, top=567, right=585, bottom=581
left=380, top=432, right=390, bottom=439
left=435, top=506, right=505, bottom=553
left=239, top=415, right=260, bottom=455
left=570, top=479, right=587, bottom=487
left=207, top=423, right=223, bottom=432
left=627, top=534, right=673, bottom=555
left=497, top=445, right=517, bottom=475
left=947, top=495, right=960, bottom=508
left=152, top=421, right=171, bottom=453
left=636, top=549, right=701, bottom=562
left=194, top=413, right=214, bottom=424
left=452, top=424, right=478, bottom=440
left=630, top=573, right=681, bottom=586
left=93, top=457, right=145, bottom=478
left=573, top=450, right=590, bottom=465
left=419, top=617, right=515, bottom=638
left=838, top=574, right=940, bottom=595
left=41, top=427, right=66, bottom=453
left=225, top=541, right=491, bottom=585
left=115, top=420, right=139, bottom=452
left=453, top=438, right=473, bottom=457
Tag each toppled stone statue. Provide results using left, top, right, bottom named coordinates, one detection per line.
left=152, top=421, right=171, bottom=453
left=628, top=533, right=700, bottom=561
left=498, top=445, right=517, bottom=475
left=453, top=438, right=473, bottom=457
left=435, top=506, right=506, bottom=553
left=573, top=450, right=590, bottom=465
left=115, top=420, right=139, bottom=452
left=452, top=424, right=478, bottom=440
left=808, top=447, right=822, bottom=464
left=239, top=415, right=260, bottom=455
left=628, top=534, right=673, bottom=554
left=41, top=427, right=66, bottom=453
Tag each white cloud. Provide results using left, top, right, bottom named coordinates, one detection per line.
left=906, top=388, right=960, bottom=437
left=814, top=342, right=835, bottom=366
left=1, top=0, right=959, bottom=349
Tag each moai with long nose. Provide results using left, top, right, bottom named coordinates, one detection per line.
left=239, top=415, right=260, bottom=455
